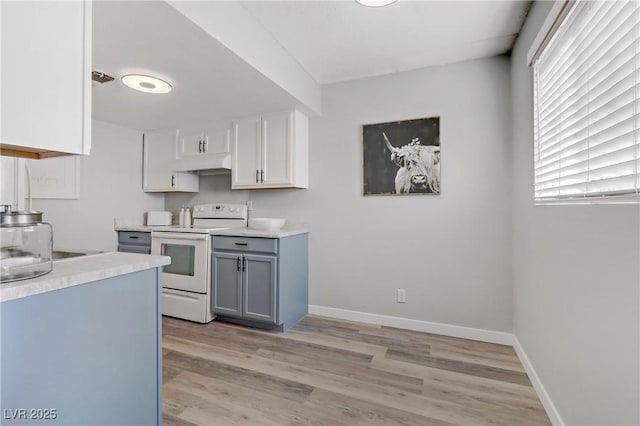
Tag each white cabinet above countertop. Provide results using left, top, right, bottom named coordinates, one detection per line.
left=232, top=110, right=308, bottom=189
left=141, top=110, right=307, bottom=192
left=172, top=123, right=232, bottom=172
left=143, top=129, right=199, bottom=193
left=0, top=1, right=92, bottom=159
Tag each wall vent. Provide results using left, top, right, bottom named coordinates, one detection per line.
left=91, top=71, right=114, bottom=84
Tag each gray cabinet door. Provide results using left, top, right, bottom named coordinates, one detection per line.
left=243, top=254, right=277, bottom=323
left=212, top=252, right=242, bottom=317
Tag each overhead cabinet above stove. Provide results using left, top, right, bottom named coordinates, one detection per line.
left=142, top=122, right=232, bottom=193
left=172, top=123, right=232, bottom=172
left=231, top=110, right=309, bottom=189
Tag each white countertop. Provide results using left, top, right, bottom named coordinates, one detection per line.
left=210, top=227, right=309, bottom=238
left=115, top=225, right=309, bottom=238
left=1, top=252, right=170, bottom=302
left=115, top=225, right=156, bottom=232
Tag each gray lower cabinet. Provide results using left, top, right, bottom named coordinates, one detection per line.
left=212, top=252, right=277, bottom=323
left=212, top=234, right=308, bottom=331
left=1, top=269, right=162, bottom=425
left=117, top=231, right=152, bottom=254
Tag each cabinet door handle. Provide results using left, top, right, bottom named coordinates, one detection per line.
left=242, top=257, right=246, bottom=272
left=171, top=175, right=175, bottom=187
left=261, top=169, right=264, bottom=183
left=203, top=139, right=207, bottom=152
left=234, top=242, right=248, bottom=246
left=198, top=140, right=203, bottom=152
left=256, top=170, right=259, bottom=183
left=129, top=236, right=139, bottom=239
left=236, top=256, right=240, bottom=272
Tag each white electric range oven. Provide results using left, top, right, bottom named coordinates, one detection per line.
left=151, top=203, right=247, bottom=323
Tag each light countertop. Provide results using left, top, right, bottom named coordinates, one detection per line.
left=115, top=225, right=309, bottom=238
left=1, top=252, right=170, bottom=302
left=115, top=225, right=156, bottom=232
left=210, top=227, right=309, bottom=238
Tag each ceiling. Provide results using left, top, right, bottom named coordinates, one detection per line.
left=92, top=0, right=531, bottom=131
left=239, top=1, right=531, bottom=84
left=92, top=1, right=304, bottom=131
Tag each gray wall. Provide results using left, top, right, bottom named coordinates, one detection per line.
left=33, top=120, right=164, bottom=251
left=511, top=2, right=640, bottom=424
left=166, top=56, right=514, bottom=332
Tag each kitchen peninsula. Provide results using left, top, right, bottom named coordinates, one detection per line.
left=1, top=252, right=169, bottom=426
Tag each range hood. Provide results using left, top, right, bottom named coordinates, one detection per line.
left=171, top=152, right=231, bottom=173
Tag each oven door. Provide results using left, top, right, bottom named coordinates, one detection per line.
left=151, top=232, right=209, bottom=293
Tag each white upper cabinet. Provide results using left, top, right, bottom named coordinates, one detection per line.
left=173, top=123, right=231, bottom=172
left=232, top=110, right=308, bottom=189
left=0, top=1, right=91, bottom=159
left=143, top=130, right=199, bottom=193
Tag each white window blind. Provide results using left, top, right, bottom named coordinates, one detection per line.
left=533, top=0, right=640, bottom=201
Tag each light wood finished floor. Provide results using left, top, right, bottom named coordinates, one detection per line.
left=162, top=315, right=550, bottom=426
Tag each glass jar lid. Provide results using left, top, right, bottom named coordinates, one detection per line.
left=0, top=208, right=44, bottom=227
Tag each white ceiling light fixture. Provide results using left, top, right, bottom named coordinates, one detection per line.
left=356, top=0, right=397, bottom=7
left=121, top=74, right=172, bottom=94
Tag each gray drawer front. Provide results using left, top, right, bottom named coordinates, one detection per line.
left=213, top=236, right=278, bottom=254
left=118, top=231, right=151, bottom=246
left=118, top=244, right=151, bottom=254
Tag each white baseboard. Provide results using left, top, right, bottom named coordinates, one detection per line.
left=308, top=305, right=515, bottom=345
left=308, top=304, right=564, bottom=426
left=512, top=336, right=564, bottom=426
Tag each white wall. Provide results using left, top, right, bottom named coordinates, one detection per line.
left=167, top=56, right=514, bottom=332
left=511, top=2, right=640, bottom=425
left=32, top=120, right=164, bottom=251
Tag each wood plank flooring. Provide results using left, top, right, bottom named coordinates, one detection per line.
left=162, top=315, right=550, bottom=426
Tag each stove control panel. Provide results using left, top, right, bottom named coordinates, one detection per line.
left=192, top=203, right=248, bottom=220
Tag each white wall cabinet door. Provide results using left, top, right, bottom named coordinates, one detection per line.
left=178, top=131, right=208, bottom=158
left=202, top=125, right=232, bottom=156
left=261, top=111, right=293, bottom=186
left=232, top=116, right=262, bottom=188
left=143, top=130, right=198, bottom=193
left=231, top=110, right=308, bottom=189
left=0, top=1, right=91, bottom=159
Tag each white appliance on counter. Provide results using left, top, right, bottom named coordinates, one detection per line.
left=146, top=211, right=172, bottom=226
left=151, top=203, right=247, bottom=323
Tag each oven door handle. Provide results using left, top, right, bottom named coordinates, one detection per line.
left=151, top=232, right=207, bottom=241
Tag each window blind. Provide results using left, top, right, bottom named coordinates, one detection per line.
left=533, top=0, right=640, bottom=201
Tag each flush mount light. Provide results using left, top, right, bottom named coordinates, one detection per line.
left=356, top=0, right=397, bottom=7
left=121, top=74, right=172, bottom=94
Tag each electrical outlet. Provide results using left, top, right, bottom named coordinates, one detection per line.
left=247, top=201, right=253, bottom=211
left=397, top=289, right=406, bottom=303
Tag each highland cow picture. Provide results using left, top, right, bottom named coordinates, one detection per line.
left=363, top=117, right=440, bottom=195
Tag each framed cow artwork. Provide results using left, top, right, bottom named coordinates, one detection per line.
left=363, top=117, right=440, bottom=195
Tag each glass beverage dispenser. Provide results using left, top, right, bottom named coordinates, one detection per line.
left=0, top=206, right=53, bottom=282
